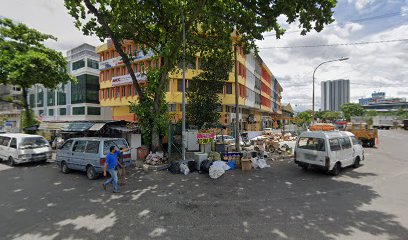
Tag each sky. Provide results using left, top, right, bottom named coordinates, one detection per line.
left=0, top=0, right=407, bottom=112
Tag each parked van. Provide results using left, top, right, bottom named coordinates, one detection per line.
left=294, top=131, right=364, bottom=175
left=0, top=133, right=52, bottom=165
left=56, top=137, right=131, bottom=180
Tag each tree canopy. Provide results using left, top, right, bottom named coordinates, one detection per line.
left=64, top=0, right=336, bottom=150
left=0, top=18, right=73, bottom=131
left=295, top=111, right=313, bottom=126
left=341, top=103, right=365, bottom=121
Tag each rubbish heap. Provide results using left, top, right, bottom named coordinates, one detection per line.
left=144, top=152, right=168, bottom=166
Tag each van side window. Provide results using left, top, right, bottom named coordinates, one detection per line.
left=340, top=137, right=352, bottom=149
left=85, top=141, right=100, bottom=154
left=297, top=137, right=325, bottom=151
left=61, top=140, right=74, bottom=150
left=10, top=138, right=17, bottom=149
left=0, top=137, right=3, bottom=145
left=329, top=138, right=341, bottom=151
left=351, top=136, right=359, bottom=145
left=72, top=141, right=87, bottom=152
left=2, top=137, right=11, bottom=146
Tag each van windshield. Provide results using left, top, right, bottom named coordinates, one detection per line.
left=20, top=137, right=49, bottom=149
left=103, top=139, right=129, bottom=155
left=297, top=137, right=325, bottom=151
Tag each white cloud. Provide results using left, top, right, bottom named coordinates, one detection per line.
left=349, top=0, right=377, bottom=11
left=0, top=0, right=102, bottom=53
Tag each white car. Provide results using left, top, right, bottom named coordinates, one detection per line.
left=294, top=131, right=364, bottom=175
left=215, top=135, right=235, bottom=144
left=0, top=133, right=52, bottom=166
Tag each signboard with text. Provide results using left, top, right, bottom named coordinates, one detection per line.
left=111, top=73, right=147, bottom=86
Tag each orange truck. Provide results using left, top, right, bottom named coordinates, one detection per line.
left=345, top=123, right=378, bottom=147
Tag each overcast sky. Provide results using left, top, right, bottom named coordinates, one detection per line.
left=1, top=0, right=407, bottom=112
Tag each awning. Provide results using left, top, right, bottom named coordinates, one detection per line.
left=88, top=123, right=106, bottom=131
left=38, top=122, right=69, bottom=131
left=109, top=125, right=135, bottom=132
left=60, top=122, right=95, bottom=132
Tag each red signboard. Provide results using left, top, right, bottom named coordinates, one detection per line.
left=197, top=133, right=215, bottom=139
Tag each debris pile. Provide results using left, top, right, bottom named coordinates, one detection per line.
left=144, top=152, right=168, bottom=166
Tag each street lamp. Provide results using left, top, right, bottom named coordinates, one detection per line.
left=312, top=57, right=349, bottom=115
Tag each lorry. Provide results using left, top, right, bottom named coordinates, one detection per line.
left=345, top=123, right=378, bottom=147
left=372, top=116, right=394, bottom=129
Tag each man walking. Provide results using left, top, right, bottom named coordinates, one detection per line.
left=103, top=146, right=129, bottom=193
left=118, top=147, right=126, bottom=186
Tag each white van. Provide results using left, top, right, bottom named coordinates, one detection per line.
left=0, top=133, right=52, bottom=166
left=294, top=131, right=364, bottom=175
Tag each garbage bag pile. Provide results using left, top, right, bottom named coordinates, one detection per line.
left=209, top=161, right=230, bottom=179
left=145, top=152, right=168, bottom=165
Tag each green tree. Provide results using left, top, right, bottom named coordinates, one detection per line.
left=365, top=110, right=378, bottom=117
left=323, top=111, right=341, bottom=122
left=294, top=111, right=313, bottom=127
left=65, top=0, right=336, bottom=151
left=0, top=18, right=73, bottom=132
left=187, top=49, right=232, bottom=128
left=314, top=110, right=328, bottom=120
left=341, top=103, right=365, bottom=121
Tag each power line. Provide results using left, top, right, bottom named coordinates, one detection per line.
left=263, top=10, right=408, bottom=37
left=259, top=38, right=408, bottom=49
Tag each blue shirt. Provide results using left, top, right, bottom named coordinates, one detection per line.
left=106, top=152, right=120, bottom=170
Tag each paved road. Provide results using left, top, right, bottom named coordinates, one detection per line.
left=0, top=130, right=408, bottom=240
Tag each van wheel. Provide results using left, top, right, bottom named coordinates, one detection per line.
left=86, top=166, right=98, bottom=180
left=7, top=157, right=15, bottom=166
left=61, top=162, right=70, bottom=174
left=330, top=162, right=341, bottom=176
left=353, top=157, right=361, bottom=168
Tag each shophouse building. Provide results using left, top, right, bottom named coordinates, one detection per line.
left=96, top=40, right=282, bottom=131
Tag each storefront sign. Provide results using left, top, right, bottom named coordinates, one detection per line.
left=197, top=132, right=215, bottom=139
left=112, top=73, right=147, bottom=86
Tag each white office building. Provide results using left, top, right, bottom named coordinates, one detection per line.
left=28, top=43, right=112, bottom=122
left=321, top=79, right=350, bottom=111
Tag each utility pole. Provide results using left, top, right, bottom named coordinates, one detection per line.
left=181, top=8, right=186, bottom=161
left=234, top=45, right=240, bottom=152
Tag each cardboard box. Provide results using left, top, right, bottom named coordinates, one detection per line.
left=241, top=158, right=252, bottom=171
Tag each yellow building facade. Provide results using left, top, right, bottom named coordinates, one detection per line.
left=96, top=40, right=282, bottom=132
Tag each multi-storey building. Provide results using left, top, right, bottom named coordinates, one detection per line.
left=0, top=84, right=22, bottom=132
left=28, top=43, right=112, bottom=122
left=321, top=79, right=350, bottom=111
left=359, top=92, right=407, bottom=112
left=96, top=40, right=282, bottom=131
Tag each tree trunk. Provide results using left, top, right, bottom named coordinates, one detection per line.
left=21, top=87, right=31, bottom=131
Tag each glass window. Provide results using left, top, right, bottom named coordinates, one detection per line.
left=58, top=91, right=66, bottom=105
left=128, top=86, right=132, bottom=96
left=21, top=137, right=48, bottom=148
left=351, top=136, right=360, bottom=145
left=297, top=137, right=325, bottom=151
left=29, top=94, right=35, bottom=108
left=87, top=107, right=101, bottom=115
left=48, top=109, right=54, bottom=116
left=177, top=79, right=189, bottom=92
left=39, top=110, right=44, bottom=116
left=225, top=83, right=232, bottom=94
left=72, top=140, right=87, bottom=152
left=340, top=137, right=352, bottom=149
left=167, top=104, right=176, bottom=112
left=37, top=89, right=44, bottom=107
left=73, top=107, right=85, bottom=115
left=72, top=74, right=100, bottom=104
left=2, top=137, right=11, bottom=146
left=85, top=141, right=100, bottom=154
left=47, top=90, right=55, bottom=106
left=116, top=87, right=120, bottom=98
left=329, top=138, right=341, bottom=151
left=87, top=59, right=99, bottom=69
left=59, top=108, right=67, bottom=116
left=60, top=140, right=73, bottom=150
left=103, top=139, right=129, bottom=155
left=10, top=138, right=17, bottom=148
left=122, top=87, right=126, bottom=97
left=72, top=59, right=85, bottom=70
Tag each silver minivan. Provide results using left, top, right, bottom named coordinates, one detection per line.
left=56, top=137, right=131, bottom=179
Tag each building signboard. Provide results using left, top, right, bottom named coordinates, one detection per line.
left=99, top=50, right=154, bottom=70
left=112, top=73, right=147, bottom=86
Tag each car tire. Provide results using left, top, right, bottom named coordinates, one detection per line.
left=370, top=139, right=375, bottom=148
left=61, top=162, right=70, bottom=174
left=301, top=165, right=309, bottom=171
left=353, top=157, right=361, bottom=168
left=86, top=165, right=98, bottom=180
left=8, top=156, right=15, bottom=166
left=330, top=162, right=341, bottom=176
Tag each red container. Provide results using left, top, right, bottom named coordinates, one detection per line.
left=137, top=146, right=149, bottom=160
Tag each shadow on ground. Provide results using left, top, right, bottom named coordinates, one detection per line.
left=0, top=159, right=407, bottom=240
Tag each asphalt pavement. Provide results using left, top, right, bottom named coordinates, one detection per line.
left=0, top=130, right=408, bottom=240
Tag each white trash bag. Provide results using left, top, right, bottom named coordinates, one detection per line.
left=209, top=165, right=225, bottom=179
left=180, top=163, right=190, bottom=175
left=251, top=157, right=260, bottom=169
left=212, top=160, right=230, bottom=171
left=257, top=158, right=270, bottom=169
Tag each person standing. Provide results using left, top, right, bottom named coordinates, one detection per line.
left=102, top=146, right=129, bottom=193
